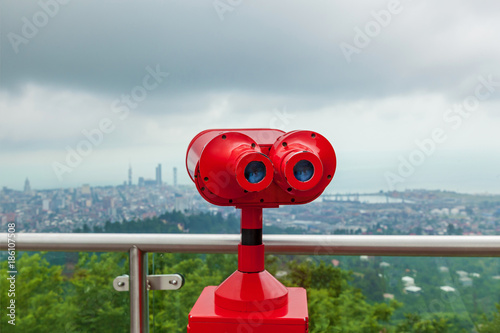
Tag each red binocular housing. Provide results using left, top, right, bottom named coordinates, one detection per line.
left=186, top=129, right=337, bottom=207
left=187, top=128, right=336, bottom=332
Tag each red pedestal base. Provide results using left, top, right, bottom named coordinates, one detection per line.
left=187, top=208, right=309, bottom=332
left=214, top=270, right=288, bottom=312
left=187, top=286, right=308, bottom=333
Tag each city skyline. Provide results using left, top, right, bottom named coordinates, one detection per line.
left=4, top=152, right=500, bottom=195
left=2, top=163, right=182, bottom=191
left=2, top=179, right=498, bottom=236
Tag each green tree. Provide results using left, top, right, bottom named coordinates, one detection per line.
left=396, top=313, right=449, bottom=333
left=149, top=253, right=229, bottom=332
left=0, top=253, right=67, bottom=332
left=64, top=252, right=129, bottom=332
left=478, top=303, right=500, bottom=333
left=283, top=259, right=401, bottom=333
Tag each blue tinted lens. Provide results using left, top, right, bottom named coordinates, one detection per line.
left=293, top=160, right=314, bottom=182
left=244, top=161, right=266, bottom=184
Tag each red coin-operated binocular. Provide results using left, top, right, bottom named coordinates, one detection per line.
left=186, top=129, right=336, bottom=333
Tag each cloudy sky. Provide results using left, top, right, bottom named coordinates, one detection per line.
left=1, top=0, right=499, bottom=193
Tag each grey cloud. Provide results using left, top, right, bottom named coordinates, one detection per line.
left=2, top=0, right=499, bottom=108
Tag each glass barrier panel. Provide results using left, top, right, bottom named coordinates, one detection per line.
left=149, top=253, right=500, bottom=333
left=2, top=250, right=499, bottom=332
left=0, top=251, right=129, bottom=333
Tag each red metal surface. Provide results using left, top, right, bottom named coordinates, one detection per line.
left=186, top=129, right=336, bottom=207
left=214, top=270, right=288, bottom=312
left=186, top=129, right=285, bottom=182
left=196, top=132, right=274, bottom=199
left=238, top=244, right=265, bottom=273
left=270, top=130, right=336, bottom=196
left=186, top=129, right=333, bottom=332
left=241, top=207, right=263, bottom=230
left=188, top=286, right=308, bottom=333
left=239, top=208, right=264, bottom=272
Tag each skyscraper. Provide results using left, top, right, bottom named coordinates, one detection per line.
left=173, top=167, right=178, bottom=187
left=128, top=164, right=132, bottom=186
left=156, top=164, right=162, bottom=186
left=81, top=184, right=91, bottom=195
left=24, top=178, right=32, bottom=194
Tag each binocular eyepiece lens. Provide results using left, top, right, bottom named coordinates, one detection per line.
left=293, top=160, right=314, bottom=182
left=244, top=161, right=266, bottom=184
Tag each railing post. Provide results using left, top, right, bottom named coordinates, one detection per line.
left=130, top=246, right=148, bottom=332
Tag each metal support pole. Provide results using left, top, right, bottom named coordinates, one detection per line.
left=239, top=207, right=265, bottom=272
left=129, top=246, right=148, bottom=333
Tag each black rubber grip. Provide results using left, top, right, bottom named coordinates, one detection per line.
left=241, top=228, right=262, bottom=246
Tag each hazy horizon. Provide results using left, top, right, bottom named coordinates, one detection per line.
left=4, top=149, right=499, bottom=195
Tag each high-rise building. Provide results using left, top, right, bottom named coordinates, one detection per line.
left=42, top=199, right=50, bottom=211
left=24, top=178, right=31, bottom=194
left=81, top=184, right=91, bottom=195
left=173, top=167, right=178, bottom=187
left=128, top=164, right=132, bottom=186
left=156, top=164, right=162, bottom=186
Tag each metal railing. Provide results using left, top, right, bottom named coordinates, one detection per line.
left=2, top=233, right=500, bottom=332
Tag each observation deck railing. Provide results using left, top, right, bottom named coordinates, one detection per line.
left=2, top=233, right=500, bottom=332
